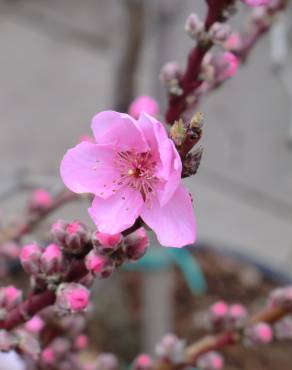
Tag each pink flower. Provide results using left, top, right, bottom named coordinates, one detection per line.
left=60, top=111, right=196, bottom=247
left=241, top=0, right=270, bottom=6
left=128, top=96, right=159, bottom=119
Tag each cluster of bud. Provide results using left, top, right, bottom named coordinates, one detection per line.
left=155, top=334, right=185, bottom=363
left=20, top=242, right=66, bottom=280
left=207, top=301, right=248, bottom=331
left=0, top=286, right=23, bottom=320
left=197, top=351, right=224, bottom=370
left=51, top=219, right=90, bottom=255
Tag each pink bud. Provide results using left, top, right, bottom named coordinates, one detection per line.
left=185, top=13, right=205, bottom=39
left=56, top=283, right=90, bottom=313
left=268, top=286, right=292, bottom=309
left=124, top=228, right=149, bottom=261
left=94, top=231, right=122, bottom=252
left=241, top=0, right=270, bottom=6
left=128, top=96, right=159, bottom=120
left=159, top=62, right=182, bottom=86
left=41, top=347, right=55, bottom=365
left=25, top=316, right=45, bottom=333
left=20, top=243, right=42, bottom=275
left=245, top=322, right=273, bottom=345
left=4, top=286, right=22, bottom=310
left=28, top=189, right=53, bottom=212
left=209, top=22, right=232, bottom=44
left=133, top=354, right=153, bottom=370
left=40, top=243, right=64, bottom=275
left=223, top=32, right=242, bottom=52
left=95, top=353, right=119, bottom=370
left=197, top=351, right=224, bottom=370
left=228, top=304, right=248, bottom=328
left=85, top=250, right=115, bottom=278
left=202, top=52, right=238, bottom=83
left=208, top=301, right=229, bottom=330
left=155, top=334, right=185, bottom=363
left=74, top=334, right=88, bottom=350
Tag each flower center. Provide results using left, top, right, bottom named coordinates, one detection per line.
left=115, top=151, right=158, bottom=201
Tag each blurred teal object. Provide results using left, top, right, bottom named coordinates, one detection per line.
left=123, top=247, right=207, bottom=295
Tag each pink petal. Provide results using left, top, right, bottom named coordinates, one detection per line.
left=88, top=187, right=144, bottom=234
left=138, top=113, right=182, bottom=206
left=141, top=184, right=196, bottom=248
left=91, top=111, right=148, bottom=152
left=60, top=142, right=120, bottom=198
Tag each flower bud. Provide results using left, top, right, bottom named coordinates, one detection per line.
left=268, top=286, right=292, bottom=309
left=197, top=351, right=224, bottom=370
left=132, top=354, right=153, bottom=370
left=95, top=353, right=119, bottom=370
left=159, top=62, right=182, bottom=86
left=51, top=220, right=89, bottom=255
left=93, top=232, right=122, bottom=253
left=85, top=250, right=115, bottom=278
left=274, top=316, right=292, bottom=340
left=170, top=119, right=187, bottom=146
left=74, top=334, right=89, bottom=350
left=40, top=243, right=64, bottom=275
left=202, top=52, right=238, bottom=83
left=185, top=13, right=205, bottom=39
left=16, top=329, right=41, bottom=359
left=209, top=22, right=232, bottom=44
left=20, top=243, right=42, bottom=275
left=124, top=228, right=149, bottom=261
left=25, top=315, right=45, bottom=333
left=4, top=286, right=23, bottom=310
left=244, top=322, right=273, bottom=346
left=55, top=283, right=90, bottom=314
left=28, top=189, right=53, bottom=213
left=155, top=334, right=185, bottom=363
left=223, top=32, right=242, bottom=52
left=207, top=301, right=229, bottom=330
left=0, top=330, right=16, bottom=352
left=41, top=346, right=55, bottom=365
left=228, top=304, right=248, bottom=328
left=128, top=96, right=159, bottom=120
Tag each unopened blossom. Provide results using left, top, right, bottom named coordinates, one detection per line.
left=124, top=227, right=149, bottom=261
left=28, top=188, right=53, bottom=212
left=208, top=301, right=229, bottom=330
left=223, top=32, right=242, bottom=51
left=16, top=330, right=41, bottom=359
left=185, top=13, right=205, bottom=39
left=241, top=0, right=270, bottom=6
left=25, top=315, right=45, bottom=333
left=85, top=250, right=115, bottom=278
left=40, top=243, right=64, bottom=275
left=155, top=334, right=185, bottom=363
left=244, top=322, right=273, bottom=346
left=228, top=304, right=248, bottom=328
left=74, top=334, right=89, bottom=350
left=55, top=283, right=90, bottom=314
left=20, top=243, right=42, bottom=275
left=128, top=96, right=159, bottom=120
left=95, top=353, right=119, bottom=370
left=132, top=354, right=153, bottom=370
left=93, top=231, right=122, bottom=252
left=268, top=286, right=292, bottom=309
left=61, top=111, right=196, bottom=247
left=209, top=22, right=232, bottom=44
left=202, top=52, right=238, bottom=83
left=41, top=347, right=55, bottom=365
left=197, top=351, right=224, bottom=370
left=3, top=286, right=22, bottom=310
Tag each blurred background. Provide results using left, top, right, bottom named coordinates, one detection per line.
left=0, top=0, right=292, bottom=366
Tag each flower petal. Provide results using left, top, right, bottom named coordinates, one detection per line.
left=60, top=142, right=120, bottom=198
left=141, top=184, right=196, bottom=248
left=88, top=187, right=144, bottom=234
left=138, top=113, right=182, bottom=206
left=91, top=111, right=148, bottom=152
